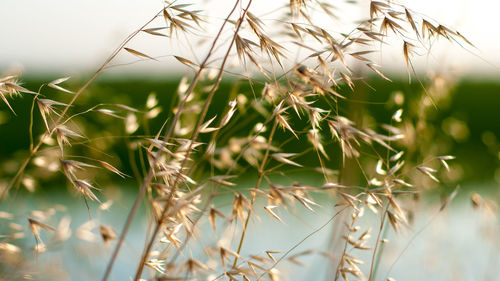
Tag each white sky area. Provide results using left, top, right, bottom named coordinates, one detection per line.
left=1, top=0, right=499, bottom=78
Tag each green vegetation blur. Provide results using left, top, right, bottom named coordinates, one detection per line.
left=0, top=77, right=498, bottom=186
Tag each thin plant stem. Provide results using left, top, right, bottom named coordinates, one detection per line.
left=257, top=206, right=350, bottom=281
left=232, top=119, right=278, bottom=267
left=372, top=217, right=390, bottom=280
left=101, top=0, right=245, bottom=277
left=368, top=202, right=389, bottom=281
left=132, top=1, right=252, bottom=279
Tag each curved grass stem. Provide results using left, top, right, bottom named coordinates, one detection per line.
left=232, top=119, right=278, bottom=268
left=131, top=1, right=254, bottom=279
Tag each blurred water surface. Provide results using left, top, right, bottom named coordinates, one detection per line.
left=2, top=181, right=498, bottom=281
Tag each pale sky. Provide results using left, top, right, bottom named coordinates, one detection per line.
left=1, top=0, right=498, bottom=78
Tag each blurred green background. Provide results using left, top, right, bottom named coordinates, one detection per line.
left=0, top=77, right=498, bottom=188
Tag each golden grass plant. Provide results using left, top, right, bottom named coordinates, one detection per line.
left=0, top=1, right=484, bottom=280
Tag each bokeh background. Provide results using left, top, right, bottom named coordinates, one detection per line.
left=1, top=1, right=499, bottom=280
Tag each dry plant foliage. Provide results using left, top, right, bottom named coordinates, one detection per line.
left=0, top=1, right=487, bottom=281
